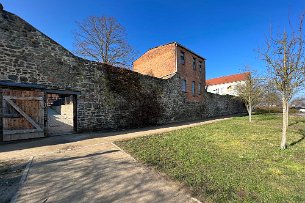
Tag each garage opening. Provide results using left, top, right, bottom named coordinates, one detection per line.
left=47, top=93, right=76, bottom=136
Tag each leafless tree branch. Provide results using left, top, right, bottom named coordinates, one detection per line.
left=73, top=16, right=135, bottom=68
left=259, top=12, right=305, bottom=149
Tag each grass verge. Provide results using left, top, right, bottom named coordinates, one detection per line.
left=117, top=114, right=305, bottom=202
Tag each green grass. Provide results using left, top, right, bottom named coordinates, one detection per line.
left=116, top=114, right=305, bottom=202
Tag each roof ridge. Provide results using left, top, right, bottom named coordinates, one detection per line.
left=206, top=72, right=250, bottom=81
left=206, top=72, right=250, bottom=85
left=134, top=41, right=206, bottom=63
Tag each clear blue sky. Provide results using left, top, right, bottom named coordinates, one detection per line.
left=1, top=0, right=305, bottom=79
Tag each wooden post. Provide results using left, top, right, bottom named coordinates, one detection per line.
left=44, top=92, right=48, bottom=137
left=73, top=94, right=78, bottom=132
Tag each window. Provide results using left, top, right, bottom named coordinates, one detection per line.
left=198, top=83, right=201, bottom=94
left=192, top=57, right=196, bottom=70
left=199, top=61, right=202, bottom=72
left=182, top=79, right=187, bottom=92
left=180, top=51, right=185, bottom=64
left=220, top=87, right=225, bottom=95
left=192, top=81, right=195, bottom=95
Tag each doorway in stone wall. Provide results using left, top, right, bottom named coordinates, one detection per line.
left=46, top=92, right=77, bottom=136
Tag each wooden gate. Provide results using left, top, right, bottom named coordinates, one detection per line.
left=2, top=89, right=45, bottom=141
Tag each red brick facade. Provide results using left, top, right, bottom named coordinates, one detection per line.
left=133, top=42, right=206, bottom=101
left=133, top=43, right=176, bottom=78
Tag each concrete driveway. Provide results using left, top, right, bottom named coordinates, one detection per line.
left=16, top=143, right=196, bottom=203
left=1, top=117, right=234, bottom=203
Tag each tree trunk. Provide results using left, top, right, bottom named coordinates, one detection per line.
left=281, top=98, right=288, bottom=149
left=249, top=108, right=252, bottom=122
left=286, top=101, right=289, bottom=127
left=247, top=101, right=252, bottom=123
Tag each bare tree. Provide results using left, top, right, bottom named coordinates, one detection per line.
left=74, top=16, right=135, bottom=67
left=262, top=80, right=281, bottom=109
left=260, top=13, right=305, bottom=149
left=235, top=69, right=262, bottom=122
left=291, top=96, right=305, bottom=107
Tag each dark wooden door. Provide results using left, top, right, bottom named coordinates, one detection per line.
left=2, top=89, right=45, bottom=141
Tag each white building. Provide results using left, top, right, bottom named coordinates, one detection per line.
left=206, top=72, right=250, bottom=96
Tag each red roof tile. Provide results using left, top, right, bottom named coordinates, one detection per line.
left=206, top=72, right=250, bottom=86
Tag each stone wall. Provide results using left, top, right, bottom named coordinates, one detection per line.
left=159, top=75, right=244, bottom=123
left=0, top=88, right=3, bottom=141
left=0, top=9, right=245, bottom=135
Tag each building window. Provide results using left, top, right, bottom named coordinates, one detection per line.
left=180, top=51, right=185, bottom=64
left=199, top=61, right=202, bottom=72
left=193, top=57, right=196, bottom=70
left=182, top=79, right=187, bottom=92
left=192, top=81, right=195, bottom=95
left=198, top=83, right=201, bottom=94
left=220, top=87, right=225, bottom=95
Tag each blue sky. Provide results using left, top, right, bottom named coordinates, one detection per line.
left=1, top=0, right=305, bottom=79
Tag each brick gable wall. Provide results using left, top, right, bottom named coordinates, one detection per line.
left=133, top=43, right=176, bottom=78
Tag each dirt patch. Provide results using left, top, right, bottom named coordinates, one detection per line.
left=0, top=160, right=27, bottom=203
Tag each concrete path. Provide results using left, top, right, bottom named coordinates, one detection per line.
left=1, top=116, right=235, bottom=203
left=296, top=113, right=305, bottom=117
left=16, top=143, right=197, bottom=203
left=0, top=116, right=232, bottom=161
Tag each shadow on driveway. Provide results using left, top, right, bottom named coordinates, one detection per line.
left=16, top=146, right=195, bottom=203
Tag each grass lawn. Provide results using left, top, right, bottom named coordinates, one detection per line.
left=117, top=114, right=305, bottom=202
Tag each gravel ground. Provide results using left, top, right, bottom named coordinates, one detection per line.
left=0, top=160, right=27, bottom=203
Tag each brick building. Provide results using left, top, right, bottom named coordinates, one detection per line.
left=133, top=42, right=206, bottom=101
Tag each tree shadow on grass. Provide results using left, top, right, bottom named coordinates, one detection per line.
left=288, top=120, right=305, bottom=127
left=254, top=114, right=279, bottom=123
left=289, top=129, right=305, bottom=147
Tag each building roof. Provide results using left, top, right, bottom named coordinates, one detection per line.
left=142, top=42, right=206, bottom=60
left=206, top=72, right=250, bottom=86
left=174, top=42, right=206, bottom=60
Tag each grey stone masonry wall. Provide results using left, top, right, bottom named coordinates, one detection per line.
left=0, top=88, right=3, bottom=141
left=159, top=75, right=244, bottom=123
left=0, top=8, right=245, bottom=134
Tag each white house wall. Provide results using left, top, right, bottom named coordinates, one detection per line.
left=207, top=81, right=245, bottom=96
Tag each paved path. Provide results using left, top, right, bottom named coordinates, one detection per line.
left=296, top=113, right=305, bottom=117
left=1, top=116, right=234, bottom=203
left=0, top=116, right=232, bottom=161
left=16, top=143, right=196, bottom=203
